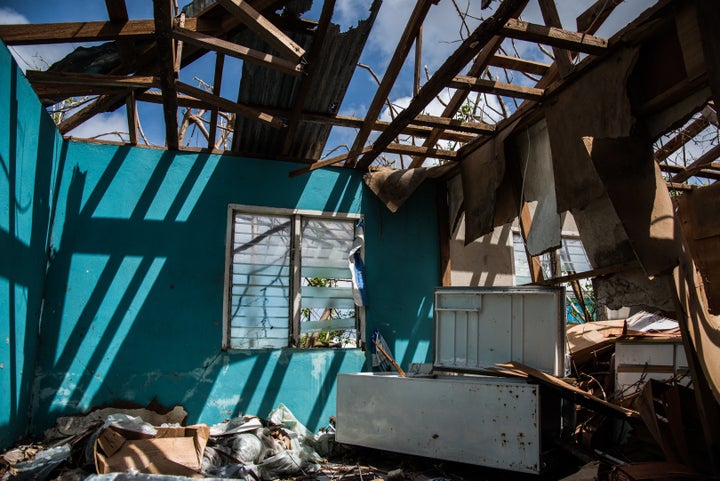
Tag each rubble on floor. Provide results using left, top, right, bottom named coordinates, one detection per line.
left=2, top=313, right=718, bottom=480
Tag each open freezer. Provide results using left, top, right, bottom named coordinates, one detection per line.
left=336, top=287, right=566, bottom=474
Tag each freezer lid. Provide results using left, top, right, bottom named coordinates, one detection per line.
left=434, top=286, right=566, bottom=376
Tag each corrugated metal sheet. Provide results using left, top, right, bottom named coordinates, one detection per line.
left=232, top=0, right=381, bottom=160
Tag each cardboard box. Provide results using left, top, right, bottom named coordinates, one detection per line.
left=95, top=424, right=209, bottom=477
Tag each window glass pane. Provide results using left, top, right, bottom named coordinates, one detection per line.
left=229, top=213, right=290, bottom=349
left=299, top=218, right=357, bottom=348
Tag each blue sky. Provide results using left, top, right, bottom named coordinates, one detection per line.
left=0, top=0, right=657, bottom=160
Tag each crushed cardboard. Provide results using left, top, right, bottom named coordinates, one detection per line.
left=94, top=425, right=209, bottom=477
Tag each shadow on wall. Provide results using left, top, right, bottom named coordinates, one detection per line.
left=32, top=145, right=367, bottom=434
left=0, top=57, right=63, bottom=448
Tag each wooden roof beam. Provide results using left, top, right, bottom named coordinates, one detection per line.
left=0, top=18, right=212, bottom=45
left=671, top=143, right=720, bottom=182
left=58, top=93, right=127, bottom=134
left=576, top=0, right=623, bottom=34
left=356, top=0, right=527, bottom=169
left=25, top=70, right=160, bottom=89
left=172, top=27, right=302, bottom=76
left=501, top=18, right=608, bottom=55
left=154, top=0, right=180, bottom=150
left=538, top=0, right=574, bottom=77
left=289, top=146, right=373, bottom=178
left=655, top=116, right=711, bottom=163
left=411, top=114, right=495, bottom=134
left=214, top=0, right=305, bottom=62
left=345, top=0, right=436, bottom=168
left=384, top=143, right=457, bottom=161
left=175, top=81, right=283, bottom=128
left=487, top=54, right=550, bottom=75
left=449, top=75, right=544, bottom=101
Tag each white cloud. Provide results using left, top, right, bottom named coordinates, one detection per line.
left=0, top=7, right=29, bottom=25
left=334, top=0, right=375, bottom=32
left=66, top=111, right=129, bottom=142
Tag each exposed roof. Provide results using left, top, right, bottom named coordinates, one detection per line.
left=0, top=0, right=718, bottom=187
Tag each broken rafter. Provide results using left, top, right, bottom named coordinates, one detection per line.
left=655, top=116, right=711, bottom=163
left=411, top=114, right=495, bottom=134
left=345, top=0, right=436, bottom=168
left=384, top=143, right=458, bottom=160
left=289, top=146, right=373, bottom=178
left=126, top=90, right=138, bottom=145
left=154, top=0, right=180, bottom=150
left=501, top=18, right=607, bottom=55
left=356, top=0, right=527, bottom=169
left=175, top=82, right=282, bottom=128
left=58, top=93, right=127, bottom=135
left=449, top=75, right=544, bottom=101
left=576, top=0, right=623, bottom=34
left=172, top=27, right=302, bottom=76
left=660, top=163, right=720, bottom=181
left=487, top=54, right=550, bottom=75
left=214, top=0, right=305, bottom=62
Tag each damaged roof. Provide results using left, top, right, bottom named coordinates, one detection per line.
left=0, top=0, right=718, bottom=188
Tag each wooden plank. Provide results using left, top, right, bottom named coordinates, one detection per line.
left=671, top=143, right=720, bottom=182
left=175, top=81, right=282, bottom=128
left=0, top=18, right=209, bottom=45
left=654, top=116, right=710, bottom=163
left=345, top=0, right=436, bottom=167
left=58, top=93, right=127, bottom=135
left=412, top=114, right=494, bottom=134
left=154, top=0, right=179, bottom=150
left=126, top=91, right=138, bottom=145
left=661, top=163, right=720, bottom=181
left=384, top=143, right=458, bottom=161
left=105, top=0, right=129, bottom=21
left=289, top=146, right=373, bottom=178
left=280, top=0, right=336, bottom=155
left=356, top=0, right=526, bottom=169
left=487, top=54, right=550, bottom=75
left=501, top=18, right=608, bottom=55
left=172, top=27, right=302, bottom=76
left=25, top=70, right=159, bottom=89
left=449, top=75, right=544, bottom=100
left=576, top=0, right=623, bottom=34
left=207, top=53, right=225, bottom=150
left=214, top=0, right=305, bottom=62
left=538, top=0, right=574, bottom=77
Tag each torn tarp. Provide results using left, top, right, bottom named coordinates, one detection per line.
left=364, top=163, right=455, bottom=213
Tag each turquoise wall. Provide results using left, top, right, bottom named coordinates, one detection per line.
left=0, top=41, right=64, bottom=448
left=0, top=39, right=439, bottom=445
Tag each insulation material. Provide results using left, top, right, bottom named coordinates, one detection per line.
left=594, top=268, right=675, bottom=313
left=363, top=163, right=454, bottom=213
left=584, top=135, right=679, bottom=276
left=461, top=120, right=520, bottom=244
left=545, top=47, right=640, bottom=212
left=513, top=119, right=561, bottom=256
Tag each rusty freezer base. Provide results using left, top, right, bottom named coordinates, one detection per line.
left=335, top=372, right=564, bottom=475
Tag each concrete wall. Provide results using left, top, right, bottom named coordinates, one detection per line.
left=0, top=41, right=65, bottom=447
left=0, top=41, right=440, bottom=444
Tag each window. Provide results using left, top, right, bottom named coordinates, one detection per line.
left=223, top=205, right=364, bottom=350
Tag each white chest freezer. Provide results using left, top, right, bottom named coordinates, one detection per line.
left=336, top=287, right=566, bottom=474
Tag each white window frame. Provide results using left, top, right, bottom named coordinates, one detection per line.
left=222, top=204, right=365, bottom=350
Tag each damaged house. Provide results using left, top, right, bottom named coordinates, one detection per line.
left=1, top=0, right=720, bottom=479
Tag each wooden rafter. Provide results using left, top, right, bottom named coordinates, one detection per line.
left=207, top=53, right=225, bottom=150
left=172, top=27, right=302, bottom=76
left=280, top=0, right=336, bottom=156
left=25, top=71, right=160, bottom=89
left=384, top=143, right=457, bottom=161
left=411, top=114, right=494, bottom=134
left=357, top=0, right=527, bottom=169
left=175, top=82, right=282, bottom=128
left=576, top=0, right=623, bottom=34
left=487, top=54, right=550, bottom=75
left=538, top=0, right=574, bottom=77
left=670, top=143, right=720, bottom=182
left=154, top=0, right=179, bottom=150
left=58, top=93, right=127, bottom=134
left=501, top=18, right=607, bottom=55
left=655, top=116, right=711, bottom=163
left=289, top=146, right=373, bottom=178
left=214, top=0, right=305, bottom=62
left=345, top=0, right=436, bottom=168
left=126, top=91, right=138, bottom=145
left=448, top=75, right=544, bottom=101
left=0, top=18, right=212, bottom=45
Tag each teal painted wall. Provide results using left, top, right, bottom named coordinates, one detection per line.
left=32, top=142, right=439, bottom=434
left=0, top=41, right=64, bottom=448
left=0, top=39, right=440, bottom=443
